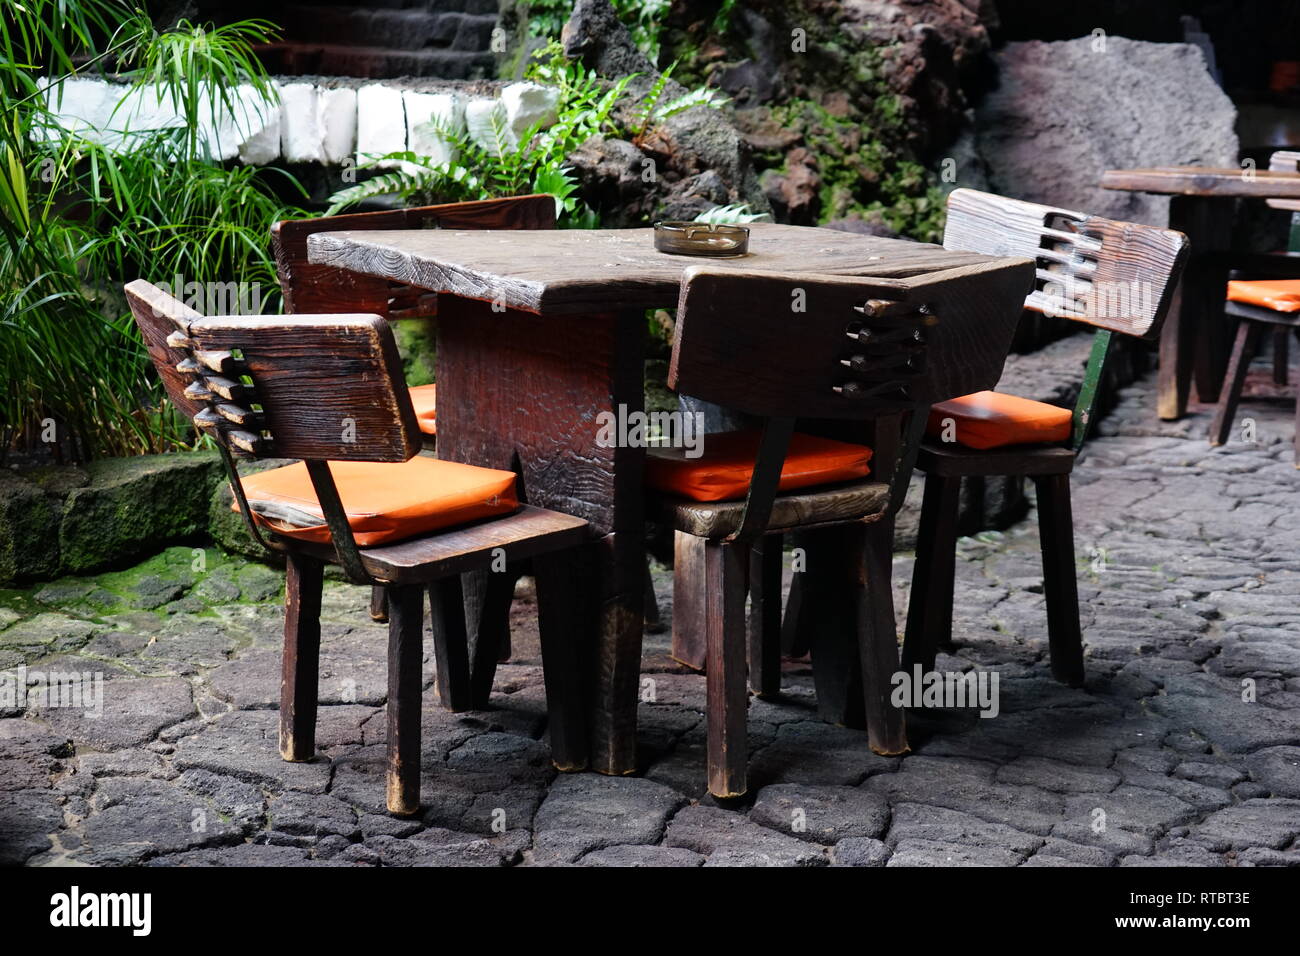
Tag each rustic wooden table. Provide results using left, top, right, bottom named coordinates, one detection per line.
left=307, top=222, right=1023, bottom=774
left=1102, top=166, right=1300, bottom=420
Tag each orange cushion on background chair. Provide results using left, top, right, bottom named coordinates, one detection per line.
left=1226, top=279, right=1300, bottom=313
left=927, top=390, right=1072, bottom=450
left=233, top=455, right=517, bottom=546
left=645, top=429, right=873, bottom=503
left=409, top=384, right=437, bottom=435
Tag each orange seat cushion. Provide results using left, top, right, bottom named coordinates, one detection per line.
left=645, top=429, right=873, bottom=502
left=1226, top=279, right=1300, bottom=313
left=233, top=455, right=517, bottom=546
left=409, top=384, right=437, bottom=435
left=926, top=391, right=1072, bottom=450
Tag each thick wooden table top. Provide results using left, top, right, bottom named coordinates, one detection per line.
left=1102, top=166, right=1300, bottom=199
left=306, top=223, right=1006, bottom=314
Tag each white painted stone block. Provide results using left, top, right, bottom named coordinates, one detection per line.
left=39, top=78, right=118, bottom=144
left=464, top=96, right=507, bottom=154
left=319, top=87, right=358, bottom=165
left=198, top=84, right=281, bottom=163
left=501, top=82, right=559, bottom=142
left=403, top=90, right=463, bottom=166
left=356, top=84, right=407, bottom=168
left=279, top=82, right=323, bottom=163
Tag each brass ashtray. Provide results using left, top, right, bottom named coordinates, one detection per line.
left=653, top=222, right=750, bottom=257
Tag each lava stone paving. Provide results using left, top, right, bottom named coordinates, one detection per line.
left=3, top=358, right=1300, bottom=867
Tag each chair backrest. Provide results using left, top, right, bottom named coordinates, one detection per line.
left=669, top=258, right=1035, bottom=538
left=272, top=194, right=556, bottom=316
left=1266, top=150, right=1300, bottom=213
left=943, top=188, right=1189, bottom=340
left=125, top=279, right=420, bottom=463
left=670, top=259, right=1035, bottom=420
left=942, top=188, right=1189, bottom=449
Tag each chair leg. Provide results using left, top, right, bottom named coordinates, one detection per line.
left=1273, top=325, right=1290, bottom=386
left=369, top=584, right=388, bottom=623
left=854, top=519, right=908, bottom=756
left=1033, top=474, right=1085, bottom=687
left=534, top=552, right=591, bottom=772
left=279, top=553, right=323, bottom=762
left=643, top=551, right=665, bottom=633
left=466, top=568, right=515, bottom=708
left=670, top=531, right=708, bottom=670
left=429, top=575, right=473, bottom=712
left=901, top=471, right=962, bottom=674
left=747, top=534, right=783, bottom=698
left=386, top=584, right=424, bottom=816
left=1209, top=320, right=1262, bottom=446
left=780, top=569, right=809, bottom=658
left=705, top=539, right=749, bottom=799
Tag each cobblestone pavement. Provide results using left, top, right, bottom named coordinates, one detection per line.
left=3, top=365, right=1300, bottom=867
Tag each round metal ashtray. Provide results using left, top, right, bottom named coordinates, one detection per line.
left=653, top=222, right=750, bottom=257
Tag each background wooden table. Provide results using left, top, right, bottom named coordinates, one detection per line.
left=308, top=223, right=1024, bottom=774
left=1102, top=166, right=1300, bottom=420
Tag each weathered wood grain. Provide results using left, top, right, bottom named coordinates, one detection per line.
left=306, top=223, right=1008, bottom=315
left=1266, top=152, right=1300, bottom=212
left=274, top=194, right=556, bottom=316
left=662, top=480, right=890, bottom=537
left=668, top=258, right=1035, bottom=419
left=124, top=278, right=209, bottom=418
left=1102, top=166, right=1300, bottom=199
left=944, top=188, right=1189, bottom=339
left=187, top=313, right=421, bottom=463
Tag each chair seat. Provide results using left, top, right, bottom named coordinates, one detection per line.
left=1227, top=279, right=1300, bottom=314
left=235, top=455, right=518, bottom=546
left=917, top=439, right=1076, bottom=477
left=926, top=390, right=1072, bottom=450
left=341, top=504, right=589, bottom=583
left=663, top=479, right=891, bottom=538
left=409, top=384, right=437, bottom=436
left=645, top=429, right=872, bottom=503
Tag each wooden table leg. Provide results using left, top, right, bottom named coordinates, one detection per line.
left=1159, top=195, right=1235, bottom=420
left=435, top=297, right=646, bottom=775
left=803, top=524, right=866, bottom=729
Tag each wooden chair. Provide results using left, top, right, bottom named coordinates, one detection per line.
left=124, top=279, right=589, bottom=816
left=272, top=194, right=555, bottom=626
left=901, top=188, right=1189, bottom=685
left=1209, top=277, right=1300, bottom=463
left=654, top=257, right=1034, bottom=798
left=1217, top=151, right=1300, bottom=383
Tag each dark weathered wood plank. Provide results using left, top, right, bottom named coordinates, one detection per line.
left=1102, top=166, right=1300, bottom=199
left=705, top=539, right=749, bottom=798
left=279, top=553, right=323, bottom=762
left=428, top=575, right=472, bottom=712
left=274, top=194, right=556, bottom=316
left=856, top=518, right=908, bottom=755
left=669, top=259, right=1035, bottom=420
left=747, top=535, right=783, bottom=698
left=186, top=313, right=421, bottom=463
left=663, top=480, right=891, bottom=538
left=1033, top=474, right=1085, bottom=687
left=670, top=531, right=707, bottom=671
left=307, top=223, right=1013, bottom=315
left=386, top=583, right=424, bottom=816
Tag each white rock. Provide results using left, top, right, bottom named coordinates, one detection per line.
left=356, top=84, right=408, bottom=169
left=39, top=78, right=119, bottom=144
left=279, top=82, right=323, bottom=162
left=403, top=90, right=463, bottom=166
left=198, top=83, right=281, bottom=163
left=464, top=96, right=507, bottom=154
left=319, top=87, right=358, bottom=165
left=501, top=82, right=559, bottom=142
